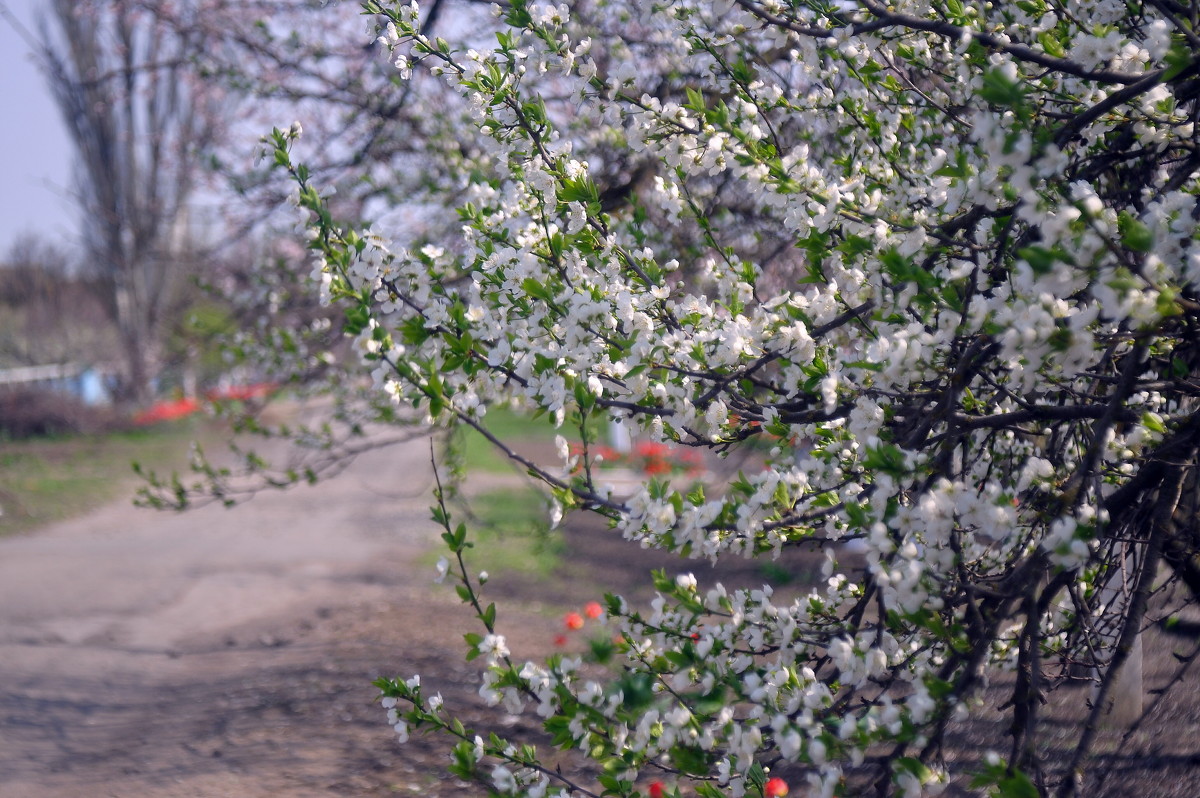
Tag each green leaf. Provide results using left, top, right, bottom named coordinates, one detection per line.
left=894, top=756, right=933, bottom=782
left=586, top=635, right=616, bottom=664
left=400, top=315, right=431, bottom=346
left=979, top=68, right=1025, bottom=108
left=575, top=382, right=596, bottom=412
left=521, top=277, right=553, bottom=302
left=342, top=304, right=370, bottom=335
left=1118, top=211, right=1154, bottom=253
left=862, top=443, right=908, bottom=478
left=844, top=501, right=870, bottom=529
left=745, top=761, right=766, bottom=790
left=1163, top=34, right=1193, bottom=81
left=933, top=149, right=970, bottom=178
left=1017, top=245, right=1064, bottom=276
left=837, top=234, right=874, bottom=258
left=879, top=247, right=938, bottom=290
left=615, top=672, right=655, bottom=710
left=669, top=744, right=711, bottom=775
left=559, top=176, right=600, bottom=204
left=994, top=769, right=1040, bottom=798
left=1156, top=286, right=1182, bottom=318
left=427, top=368, right=445, bottom=417
left=1037, top=30, right=1065, bottom=58
left=1142, top=411, right=1166, bottom=434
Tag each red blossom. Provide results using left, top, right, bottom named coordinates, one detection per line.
left=643, top=458, right=672, bottom=475
left=564, top=612, right=584, bottom=631
left=634, top=440, right=669, bottom=457
left=553, top=634, right=568, bottom=647
left=765, top=776, right=789, bottom=797
left=594, top=445, right=618, bottom=461
left=565, top=439, right=706, bottom=478
left=648, top=781, right=665, bottom=798
left=132, top=397, right=200, bottom=425
left=584, top=601, right=603, bottom=619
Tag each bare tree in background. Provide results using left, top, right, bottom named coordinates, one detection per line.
left=37, top=0, right=217, bottom=403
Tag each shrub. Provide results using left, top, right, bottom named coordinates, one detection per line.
left=164, top=1, right=1200, bottom=795
left=0, top=388, right=118, bottom=439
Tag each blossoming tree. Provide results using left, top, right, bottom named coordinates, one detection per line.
left=262, top=0, right=1200, bottom=795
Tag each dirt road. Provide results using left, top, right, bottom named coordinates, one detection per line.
left=0, top=432, right=475, bottom=797
left=4, top=427, right=1198, bottom=797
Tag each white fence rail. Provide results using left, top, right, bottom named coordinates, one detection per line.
left=0, top=363, right=111, bottom=405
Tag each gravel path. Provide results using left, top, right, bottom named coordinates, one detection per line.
left=0, top=432, right=463, bottom=797
left=4, top=428, right=1198, bottom=797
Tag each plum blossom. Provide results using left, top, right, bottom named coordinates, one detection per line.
left=281, top=0, right=1200, bottom=794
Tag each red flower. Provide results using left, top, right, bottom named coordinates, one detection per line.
left=584, top=601, right=604, bottom=619
left=553, top=634, right=568, bottom=647
left=643, top=458, right=672, bottom=475
left=634, top=440, right=668, bottom=457
left=564, top=612, right=584, bottom=631
left=765, top=776, right=789, bottom=797
left=132, top=397, right=201, bottom=425
left=594, top=445, right=618, bottom=461
left=648, top=781, right=665, bottom=798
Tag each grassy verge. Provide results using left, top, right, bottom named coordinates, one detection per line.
left=418, top=486, right=562, bottom=580
left=421, top=407, right=576, bottom=580
left=461, top=487, right=562, bottom=577
left=0, top=418, right=218, bottom=537
left=454, top=406, right=560, bottom=474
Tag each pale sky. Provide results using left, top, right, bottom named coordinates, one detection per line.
left=0, top=0, right=78, bottom=259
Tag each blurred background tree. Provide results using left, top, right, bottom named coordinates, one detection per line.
left=36, top=0, right=217, bottom=403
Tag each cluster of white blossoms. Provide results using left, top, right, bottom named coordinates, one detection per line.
left=274, top=0, right=1200, bottom=795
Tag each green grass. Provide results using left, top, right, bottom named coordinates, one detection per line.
left=464, top=487, right=562, bottom=576
left=420, top=486, right=562, bottom=579
left=444, top=406, right=593, bottom=578
left=0, top=419, right=216, bottom=537
left=435, top=406, right=619, bottom=583
left=454, top=405, right=603, bottom=474
left=427, top=405, right=574, bottom=580
left=454, top=406, right=559, bottom=474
